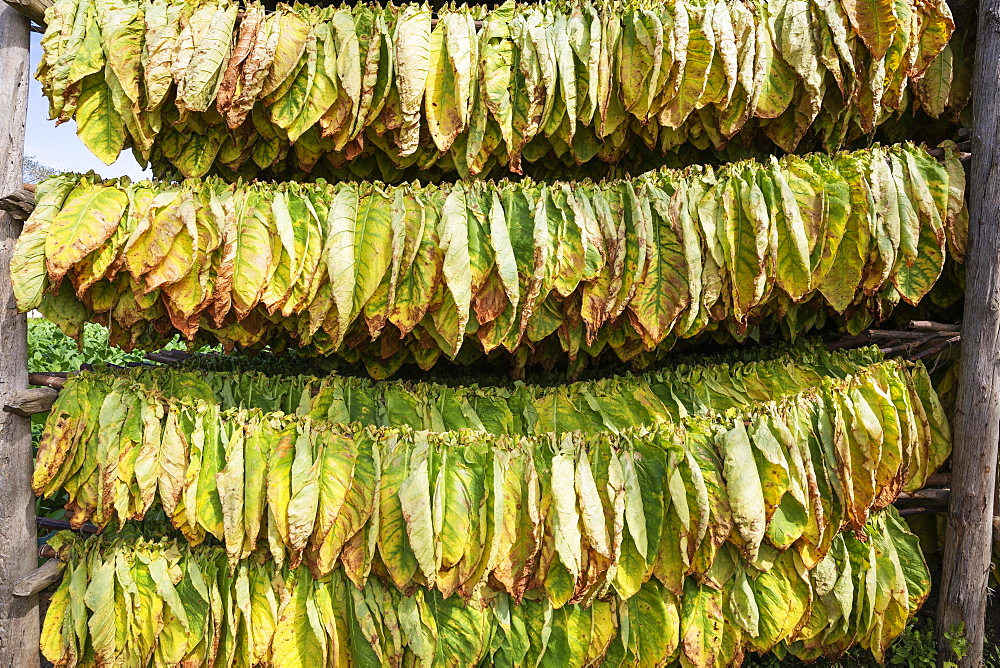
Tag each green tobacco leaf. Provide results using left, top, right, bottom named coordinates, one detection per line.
left=438, top=185, right=474, bottom=357
left=720, top=166, right=767, bottom=321
left=771, top=159, right=812, bottom=300
left=843, top=0, right=898, bottom=59
left=309, top=432, right=358, bottom=574
left=630, top=182, right=689, bottom=346
left=720, top=421, right=766, bottom=562
left=74, top=73, right=127, bottom=165
left=11, top=174, right=80, bottom=310
left=177, top=2, right=238, bottom=113
left=394, top=5, right=432, bottom=156
left=680, top=578, right=724, bottom=666
left=820, top=154, right=870, bottom=313
left=272, top=570, right=323, bottom=665
left=397, top=435, right=435, bottom=584
left=914, top=42, right=952, bottom=119
left=45, top=183, right=128, bottom=283
left=659, top=3, right=714, bottom=129
left=229, top=191, right=275, bottom=319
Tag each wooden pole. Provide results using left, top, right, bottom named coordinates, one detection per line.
left=2, top=388, right=59, bottom=417
left=11, top=560, right=60, bottom=598
left=0, top=186, right=34, bottom=221
left=0, top=0, right=50, bottom=26
left=0, top=5, right=37, bottom=667
left=936, top=0, right=1000, bottom=663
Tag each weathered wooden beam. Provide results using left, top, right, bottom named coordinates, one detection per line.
left=79, top=361, right=154, bottom=371
left=937, top=0, right=1000, bottom=661
left=825, top=327, right=961, bottom=359
left=826, top=332, right=873, bottom=350
left=161, top=349, right=192, bottom=361
left=35, top=516, right=98, bottom=534
left=898, top=488, right=952, bottom=504
left=926, top=147, right=973, bottom=164
left=878, top=334, right=941, bottom=356
left=145, top=350, right=192, bottom=364
left=0, top=0, right=50, bottom=26
left=926, top=472, right=951, bottom=486
left=11, top=560, right=60, bottom=598
left=930, top=140, right=972, bottom=154
left=2, top=387, right=58, bottom=416
left=0, top=186, right=33, bottom=221
left=28, top=371, right=66, bottom=390
left=24, top=357, right=190, bottom=391
left=911, top=334, right=961, bottom=361
left=909, top=320, right=962, bottom=332
left=0, top=4, right=38, bottom=665
left=868, top=329, right=950, bottom=341
left=898, top=505, right=948, bottom=517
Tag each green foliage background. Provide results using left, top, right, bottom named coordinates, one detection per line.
left=27, top=317, right=147, bottom=372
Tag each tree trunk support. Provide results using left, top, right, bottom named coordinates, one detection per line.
left=0, top=5, right=38, bottom=666
left=936, top=0, right=1000, bottom=663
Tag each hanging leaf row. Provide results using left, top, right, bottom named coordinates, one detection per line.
left=13, top=143, right=967, bottom=372
left=95, top=338, right=894, bottom=435
left=30, top=0, right=956, bottom=663
left=41, top=507, right=929, bottom=667
left=910, top=27, right=971, bottom=123
left=34, top=348, right=949, bottom=606
left=36, top=0, right=956, bottom=180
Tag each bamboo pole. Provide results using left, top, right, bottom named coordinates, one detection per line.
left=936, top=0, right=1000, bottom=662
left=0, top=4, right=38, bottom=666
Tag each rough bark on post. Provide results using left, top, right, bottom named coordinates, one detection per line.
left=936, top=0, right=1000, bottom=663
left=0, top=5, right=37, bottom=667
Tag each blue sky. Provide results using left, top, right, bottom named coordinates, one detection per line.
left=25, top=32, right=150, bottom=180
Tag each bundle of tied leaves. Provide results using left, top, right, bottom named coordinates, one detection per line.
left=12, top=143, right=967, bottom=374
left=37, top=0, right=958, bottom=181
left=34, top=342, right=949, bottom=608
left=41, top=506, right=929, bottom=667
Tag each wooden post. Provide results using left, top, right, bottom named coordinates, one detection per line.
left=0, top=4, right=37, bottom=667
left=936, top=0, right=1000, bottom=663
